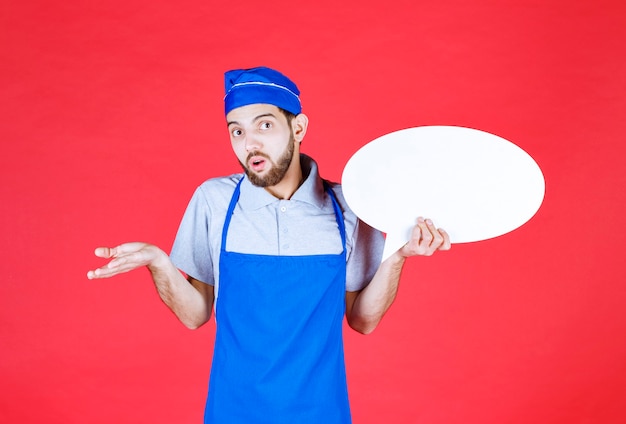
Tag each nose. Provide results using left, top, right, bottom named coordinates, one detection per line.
left=244, top=134, right=262, bottom=152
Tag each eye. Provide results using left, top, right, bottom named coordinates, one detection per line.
left=260, top=121, right=272, bottom=130
left=231, top=128, right=243, bottom=137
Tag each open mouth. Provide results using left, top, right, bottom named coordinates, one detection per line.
left=248, top=155, right=267, bottom=172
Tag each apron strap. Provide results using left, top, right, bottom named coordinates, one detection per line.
left=323, top=180, right=347, bottom=253
left=221, top=177, right=244, bottom=252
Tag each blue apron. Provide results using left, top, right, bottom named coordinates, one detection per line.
left=204, top=178, right=351, bottom=424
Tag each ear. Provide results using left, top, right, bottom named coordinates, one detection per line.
left=292, top=113, right=309, bottom=143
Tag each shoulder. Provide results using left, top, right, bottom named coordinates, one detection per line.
left=323, top=181, right=354, bottom=216
left=323, top=180, right=361, bottom=235
left=192, top=173, right=243, bottom=206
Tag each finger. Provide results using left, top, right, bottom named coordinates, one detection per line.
left=400, top=220, right=420, bottom=256
left=413, top=217, right=425, bottom=240
left=94, top=247, right=114, bottom=258
left=94, top=242, right=147, bottom=259
left=109, top=242, right=146, bottom=255
left=418, top=218, right=434, bottom=248
left=412, top=217, right=428, bottom=247
left=87, top=266, right=117, bottom=279
left=437, top=228, right=452, bottom=251
left=105, top=249, right=151, bottom=272
left=407, top=218, right=432, bottom=256
left=87, top=259, right=145, bottom=279
left=424, top=219, right=444, bottom=249
left=415, top=216, right=428, bottom=240
left=87, top=266, right=127, bottom=280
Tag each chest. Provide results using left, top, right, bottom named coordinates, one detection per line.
left=224, top=200, right=344, bottom=256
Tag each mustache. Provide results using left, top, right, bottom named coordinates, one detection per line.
left=246, top=151, right=270, bottom=163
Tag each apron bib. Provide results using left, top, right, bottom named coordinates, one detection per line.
left=204, top=178, right=351, bottom=424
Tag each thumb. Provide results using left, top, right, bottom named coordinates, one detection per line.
left=94, top=246, right=115, bottom=258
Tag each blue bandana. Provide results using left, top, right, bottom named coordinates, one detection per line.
left=224, top=67, right=302, bottom=116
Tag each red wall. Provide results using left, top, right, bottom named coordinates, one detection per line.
left=2, top=1, right=625, bottom=422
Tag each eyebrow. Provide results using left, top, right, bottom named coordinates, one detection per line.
left=227, top=113, right=278, bottom=127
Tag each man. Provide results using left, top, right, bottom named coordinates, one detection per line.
left=87, top=66, right=450, bottom=423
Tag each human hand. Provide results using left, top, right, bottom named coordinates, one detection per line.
left=87, top=242, right=167, bottom=279
left=399, top=217, right=451, bottom=257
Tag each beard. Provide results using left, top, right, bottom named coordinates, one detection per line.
left=239, top=133, right=296, bottom=188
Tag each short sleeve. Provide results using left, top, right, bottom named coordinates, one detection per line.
left=345, top=218, right=384, bottom=292
left=170, top=186, right=215, bottom=285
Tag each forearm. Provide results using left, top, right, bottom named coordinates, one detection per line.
left=346, top=217, right=451, bottom=334
left=346, top=251, right=406, bottom=334
left=147, top=252, right=212, bottom=329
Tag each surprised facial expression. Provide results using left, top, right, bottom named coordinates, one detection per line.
left=227, top=104, right=296, bottom=188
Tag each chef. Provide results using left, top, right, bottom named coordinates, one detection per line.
left=88, top=66, right=450, bottom=423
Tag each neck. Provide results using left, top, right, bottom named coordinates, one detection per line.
left=264, top=154, right=303, bottom=200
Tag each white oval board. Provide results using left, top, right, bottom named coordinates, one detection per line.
left=341, top=126, right=545, bottom=261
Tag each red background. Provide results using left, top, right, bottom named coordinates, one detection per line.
left=2, top=1, right=625, bottom=423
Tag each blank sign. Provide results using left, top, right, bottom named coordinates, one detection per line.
left=341, top=126, right=545, bottom=261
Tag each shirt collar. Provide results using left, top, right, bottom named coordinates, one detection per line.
left=238, top=154, right=327, bottom=210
